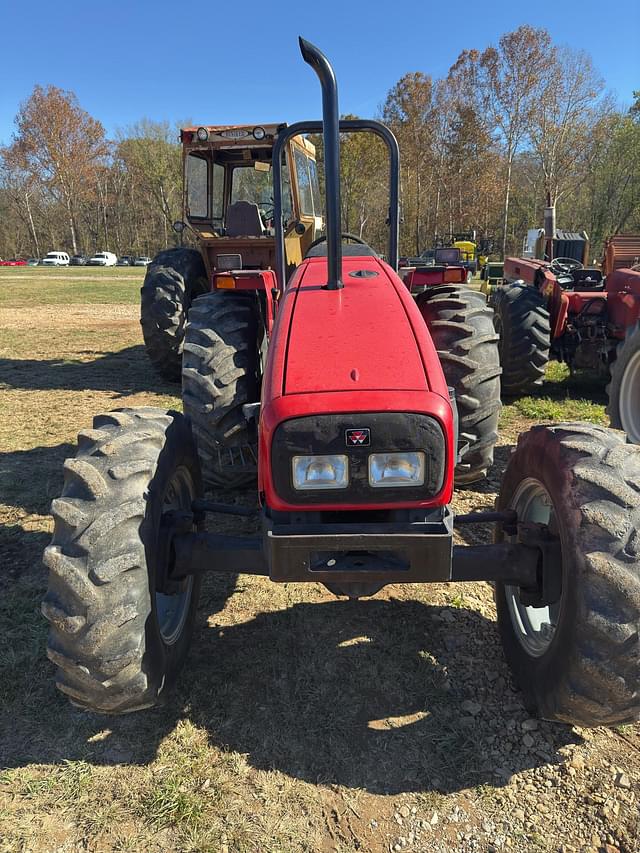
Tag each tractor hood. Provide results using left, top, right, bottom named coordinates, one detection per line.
left=280, top=255, right=436, bottom=396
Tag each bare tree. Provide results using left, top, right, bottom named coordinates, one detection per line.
left=383, top=73, right=436, bottom=254
left=528, top=47, right=609, bottom=208
left=477, top=25, right=553, bottom=255
left=6, top=85, right=109, bottom=254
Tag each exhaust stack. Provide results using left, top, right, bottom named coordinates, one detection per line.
left=299, top=37, right=343, bottom=290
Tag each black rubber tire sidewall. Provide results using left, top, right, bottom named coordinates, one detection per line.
left=607, top=321, right=640, bottom=440
left=142, top=414, right=203, bottom=697
left=495, top=423, right=640, bottom=725
left=494, top=434, right=577, bottom=718
left=140, top=248, right=208, bottom=382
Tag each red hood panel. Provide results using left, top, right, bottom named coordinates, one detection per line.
left=284, top=256, right=428, bottom=395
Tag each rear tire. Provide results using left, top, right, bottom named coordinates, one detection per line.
left=417, top=285, right=501, bottom=484
left=140, top=248, right=208, bottom=382
left=182, top=291, right=260, bottom=490
left=492, top=284, right=550, bottom=397
left=42, top=408, right=202, bottom=713
left=607, top=321, right=640, bottom=444
left=495, top=422, right=640, bottom=726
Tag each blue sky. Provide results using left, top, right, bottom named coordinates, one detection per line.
left=1, top=0, right=638, bottom=146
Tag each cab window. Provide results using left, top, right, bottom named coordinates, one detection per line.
left=281, top=158, right=293, bottom=224
left=230, top=165, right=273, bottom=206
left=211, top=162, right=224, bottom=220
left=186, top=154, right=208, bottom=218
left=294, top=147, right=314, bottom=216
left=308, top=158, right=321, bottom=216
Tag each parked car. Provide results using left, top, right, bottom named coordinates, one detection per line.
left=133, top=256, right=152, bottom=266
left=116, top=255, right=135, bottom=266
left=41, top=251, right=70, bottom=266
left=87, top=252, right=117, bottom=267
left=0, top=258, right=27, bottom=266
left=69, top=255, right=89, bottom=266
left=27, top=258, right=40, bottom=266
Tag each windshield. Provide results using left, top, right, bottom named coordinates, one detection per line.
left=231, top=166, right=273, bottom=207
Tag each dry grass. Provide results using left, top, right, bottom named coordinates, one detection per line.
left=0, top=266, right=638, bottom=852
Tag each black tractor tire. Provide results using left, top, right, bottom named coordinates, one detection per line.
left=417, top=285, right=501, bottom=484
left=182, top=291, right=260, bottom=490
left=140, top=248, right=208, bottom=382
left=492, top=283, right=551, bottom=397
left=495, top=422, right=640, bottom=726
left=607, top=321, right=640, bottom=444
left=42, top=407, right=202, bottom=713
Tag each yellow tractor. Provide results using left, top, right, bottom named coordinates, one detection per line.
left=140, top=123, right=323, bottom=381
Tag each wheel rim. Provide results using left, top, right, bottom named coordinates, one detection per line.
left=618, top=350, right=640, bottom=443
left=505, top=478, right=562, bottom=657
left=155, top=466, right=195, bottom=645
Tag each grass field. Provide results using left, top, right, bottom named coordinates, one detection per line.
left=0, top=266, right=638, bottom=853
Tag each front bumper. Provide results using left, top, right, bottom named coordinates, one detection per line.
left=265, top=513, right=453, bottom=583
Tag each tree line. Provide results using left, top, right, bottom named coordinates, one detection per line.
left=1, top=25, right=639, bottom=261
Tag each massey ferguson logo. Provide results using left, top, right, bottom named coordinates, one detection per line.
left=346, top=428, right=370, bottom=447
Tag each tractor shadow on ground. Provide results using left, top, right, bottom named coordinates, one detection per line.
left=0, top=346, right=174, bottom=395
left=1, top=584, right=580, bottom=796
left=0, top=443, right=73, bottom=516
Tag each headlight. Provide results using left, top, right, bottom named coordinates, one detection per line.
left=368, top=452, right=425, bottom=488
left=196, top=126, right=209, bottom=141
left=253, top=126, right=266, bottom=140
left=292, top=455, right=348, bottom=490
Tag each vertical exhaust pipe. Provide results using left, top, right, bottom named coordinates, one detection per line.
left=299, top=37, right=343, bottom=290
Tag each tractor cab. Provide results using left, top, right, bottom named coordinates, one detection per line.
left=178, top=124, right=323, bottom=278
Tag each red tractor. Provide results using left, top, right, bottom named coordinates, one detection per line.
left=42, top=39, right=640, bottom=729
left=493, top=255, right=640, bottom=443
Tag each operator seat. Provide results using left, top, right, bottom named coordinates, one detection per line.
left=225, top=201, right=264, bottom=237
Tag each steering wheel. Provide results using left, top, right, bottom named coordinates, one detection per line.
left=306, top=232, right=368, bottom=252
left=258, top=197, right=275, bottom=223
left=550, top=257, right=584, bottom=273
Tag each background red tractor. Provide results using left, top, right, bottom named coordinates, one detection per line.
left=493, top=253, right=640, bottom=443
left=42, top=39, right=640, bottom=731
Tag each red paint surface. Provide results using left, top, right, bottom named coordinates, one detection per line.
left=258, top=255, right=454, bottom=511
left=283, top=256, right=439, bottom=395
left=400, top=266, right=466, bottom=288
left=606, top=268, right=640, bottom=333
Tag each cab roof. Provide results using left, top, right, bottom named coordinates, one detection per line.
left=180, top=123, right=316, bottom=155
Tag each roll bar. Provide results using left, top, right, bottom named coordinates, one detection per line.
left=272, top=39, right=400, bottom=293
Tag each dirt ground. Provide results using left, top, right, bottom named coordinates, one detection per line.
left=0, top=268, right=638, bottom=853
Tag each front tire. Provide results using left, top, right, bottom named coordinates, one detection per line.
left=182, top=291, right=260, bottom=490
left=140, top=248, right=208, bottom=382
left=495, top=422, right=640, bottom=726
left=607, top=321, right=640, bottom=443
left=417, top=285, right=501, bottom=484
left=492, top=284, right=551, bottom=397
left=42, top=408, right=202, bottom=713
